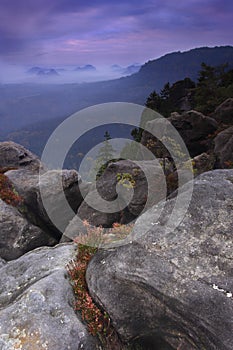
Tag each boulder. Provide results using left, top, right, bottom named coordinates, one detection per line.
left=78, top=189, right=121, bottom=228
left=214, top=126, right=233, bottom=168
left=212, top=98, right=233, bottom=125
left=192, top=152, right=216, bottom=175
left=169, top=110, right=218, bottom=156
left=166, top=152, right=216, bottom=196
left=141, top=110, right=218, bottom=158
left=6, top=169, right=88, bottom=241
left=0, top=199, right=57, bottom=260
left=78, top=160, right=166, bottom=227
left=0, top=141, right=42, bottom=172
left=0, top=244, right=98, bottom=350
left=87, top=170, right=233, bottom=350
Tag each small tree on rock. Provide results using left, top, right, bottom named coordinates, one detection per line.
left=94, top=131, right=116, bottom=178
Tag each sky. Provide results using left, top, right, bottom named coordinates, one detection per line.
left=0, top=0, right=232, bottom=69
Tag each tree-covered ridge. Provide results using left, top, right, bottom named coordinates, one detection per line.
left=144, top=63, right=233, bottom=117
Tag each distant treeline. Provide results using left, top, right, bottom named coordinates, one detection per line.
left=146, top=63, right=233, bottom=115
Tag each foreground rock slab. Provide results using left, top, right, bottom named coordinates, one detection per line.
left=0, top=244, right=98, bottom=350
left=87, top=169, right=233, bottom=350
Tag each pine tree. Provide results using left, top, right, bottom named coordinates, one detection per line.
left=94, top=131, right=115, bottom=178
left=160, top=82, right=170, bottom=100
left=145, top=90, right=162, bottom=111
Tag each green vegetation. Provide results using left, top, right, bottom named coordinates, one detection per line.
left=144, top=77, right=195, bottom=117
left=195, top=63, right=233, bottom=114
left=95, top=131, right=116, bottom=179
left=116, top=172, right=136, bottom=189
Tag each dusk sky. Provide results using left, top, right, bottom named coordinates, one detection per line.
left=0, top=0, right=233, bottom=67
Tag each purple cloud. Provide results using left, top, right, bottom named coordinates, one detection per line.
left=0, top=0, right=232, bottom=65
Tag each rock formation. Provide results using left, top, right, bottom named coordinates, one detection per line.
left=141, top=110, right=218, bottom=158
left=211, top=98, right=233, bottom=125
left=6, top=168, right=87, bottom=240
left=0, top=141, right=42, bottom=172
left=78, top=160, right=166, bottom=227
left=0, top=199, right=56, bottom=260
left=214, top=126, right=233, bottom=168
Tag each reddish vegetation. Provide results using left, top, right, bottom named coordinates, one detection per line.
left=67, top=244, right=124, bottom=349
left=224, top=160, right=233, bottom=168
left=0, top=168, right=23, bottom=207
left=68, top=244, right=110, bottom=336
left=67, top=245, right=108, bottom=336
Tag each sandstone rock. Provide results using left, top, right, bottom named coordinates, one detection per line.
left=78, top=160, right=166, bottom=227
left=0, top=141, right=42, bottom=172
left=87, top=170, right=233, bottom=350
left=141, top=110, right=218, bottom=158
left=0, top=244, right=98, bottom=350
left=78, top=191, right=121, bottom=228
left=6, top=169, right=87, bottom=241
left=212, top=98, right=233, bottom=125
left=0, top=199, right=57, bottom=260
left=192, top=152, right=216, bottom=175
left=214, top=126, right=233, bottom=168
left=169, top=110, right=218, bottom=156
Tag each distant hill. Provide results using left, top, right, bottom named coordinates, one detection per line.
left=1, top=45, right=233, bottom=166
left=74, top=64, right=96, bottom=72
left=27, top=67, right=59, bottom=76
left=134, top=46, right=233, bottom=87
left=123, top=64, right=141, bottom=75
left=111, top=64, right=141, bottom=75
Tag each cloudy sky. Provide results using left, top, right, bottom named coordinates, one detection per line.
left=0, top=0, right=232, bottom=67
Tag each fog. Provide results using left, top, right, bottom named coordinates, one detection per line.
left=0, top=62, right=141, bottom=84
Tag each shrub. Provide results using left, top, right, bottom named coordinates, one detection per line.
left=74, top=220, right=106, bottom=247
left=224, top=160, right=233, bottom=168
left=0, top=168, right=23, bottom=207
left=74, top=220, right=134, bottom=248
left=116, top=172, right=136, bottom=189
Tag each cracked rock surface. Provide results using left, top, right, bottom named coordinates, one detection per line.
left=87, top=169, right=233, bottom=350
